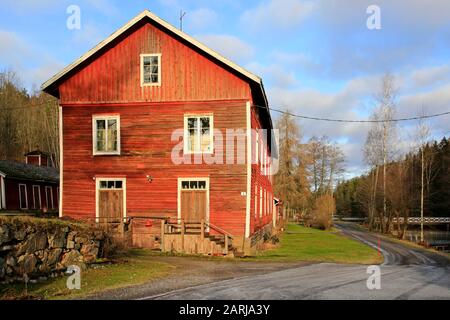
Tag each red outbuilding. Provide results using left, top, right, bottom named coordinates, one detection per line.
left=42, top=10, right=276, bottom=254
left=0, top=151, right=59, bottom=213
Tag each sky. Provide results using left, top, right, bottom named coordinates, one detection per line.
left=1, top=0, right=450, bottom=178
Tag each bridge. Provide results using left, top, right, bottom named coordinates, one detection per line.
left=391, top=217, right=450, bottom=225
left=333, top=215, right=450, bottom=225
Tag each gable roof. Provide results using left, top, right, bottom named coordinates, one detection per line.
left=25, top=150, right=51, bottom=157
left=41, top=10, right=269, bottom=109
left=0, top=160, right=59, bottom=183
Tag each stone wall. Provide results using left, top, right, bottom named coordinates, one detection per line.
left=0, top=217, right=108, bottom=283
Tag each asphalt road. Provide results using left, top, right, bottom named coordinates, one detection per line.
left=141, top=223, right=450, bottom=300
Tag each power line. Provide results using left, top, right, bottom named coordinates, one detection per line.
left=254, top=104, right=450, bottom=123
left=2, top=101, right=450, bottom=123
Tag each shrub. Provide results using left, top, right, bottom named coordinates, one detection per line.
left=308, top=194, right=335, bottom=230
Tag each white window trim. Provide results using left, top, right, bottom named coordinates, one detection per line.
left=255, top=132, right=259, bottom=165
left=32, top=185, right=41, bottom=210
left=183, top=114, right=214, bottom=155
left=0, top=174, right=5, bottom=209
left=177, top=177, right=210, bottom=227
left=95, top=177, right=127, bottom=223
left=19, top=184, right=28, bottom=210
left=92, top=114, right=121, bottom=156
left=259, top=187, right=262, bottom=218
left=45, top=186, right=54, bottom=209
left=140, top=53, right=161, bottom=87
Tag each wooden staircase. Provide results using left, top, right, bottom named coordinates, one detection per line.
left=161, top=220, right=236, bottom=256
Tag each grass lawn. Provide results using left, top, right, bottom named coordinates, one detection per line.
left=253, top=223, right=383, bottom=264
left=0, top=249, right=175, bottom=300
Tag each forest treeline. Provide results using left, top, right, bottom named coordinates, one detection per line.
left=335, top=137, right=450, bottom=220
left=0, top=71, right=59, bottom=166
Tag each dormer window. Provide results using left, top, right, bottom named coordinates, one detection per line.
left=140, top=54, right=161, bottom=86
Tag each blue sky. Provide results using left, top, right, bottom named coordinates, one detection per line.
left=1, top=0, right=450, bottom=177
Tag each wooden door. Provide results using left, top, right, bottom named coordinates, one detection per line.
left=180, top=190, right=206, bottom=222
left=99, top=189, right=123, bottom=223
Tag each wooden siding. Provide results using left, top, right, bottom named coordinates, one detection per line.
left=62, top=100, right=249, bottom=236
left=250, top=106, right=274, bottom=235
left=58, top=21, right=252, bottom=104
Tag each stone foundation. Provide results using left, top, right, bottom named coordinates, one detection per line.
left=0, top=217, right=108, bottom=283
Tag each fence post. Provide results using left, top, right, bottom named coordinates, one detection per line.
left=160, top=220, right=165, bottom=252
left=224, top=235, right=229, bottom=255
left=201, top=219, right=205, bottom=240
left=181, top=220, right=185, bottom=251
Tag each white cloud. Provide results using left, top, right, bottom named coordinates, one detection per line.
left=241, top=0, right=315, bottom=31
left=195, top=34, right=254, bottom=63
left=246, top=62, right=298, bottom=88
left=0, top=30, right=63, bottom=90
left=185, top=8, right=218, bottom=31
left=409, top=65, right=450, bottom=89
left=267, top=69, right=450, bottom=177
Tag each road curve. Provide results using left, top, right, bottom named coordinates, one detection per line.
left=141, top=223, right=450, bottom=300
left=336, top=222, right=450, bottom=267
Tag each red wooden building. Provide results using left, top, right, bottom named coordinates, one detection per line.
left=42, top=10, right=277, bottom=254
left=0, top=151, right=59, bottom=213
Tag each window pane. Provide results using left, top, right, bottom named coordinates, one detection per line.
left=97, top=129, right=105, bottom=151
left=188, top=128, right=198, bottom=152
left=151, top=56, right=158, bottom=64
left=115, top=181, right=122, bottom=189
left=151, top=74, right=158, bottom=83
left=200, top=117, right=210, bottom=129
left=181, top=181, right=189, bottom=189
left=201, top=117, right=211, bottom=152
left=107, top=181, right=115, bottom=189
left=107, top=120, right=117, bottom=152
left=151, top=65, right=158, bottom=73
left=100, top=181, right=107, bottom=189
left=187, top=118, right=197, bottom=129
left=96, top=119, right=105, bottom=130
left=201, top=132, right=211, bottom=152
left=189, top=181, right=198, bottom=189
left=198, top=181, right=206, bottom=189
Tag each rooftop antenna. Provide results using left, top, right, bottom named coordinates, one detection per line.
left=179, top=10, right=186, bottom=31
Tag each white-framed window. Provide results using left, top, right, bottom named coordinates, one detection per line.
left=45, top=186, right=54, bottom=209
left=32, top=185, right=41, bottom=210
left=19, top=184, right=28, bottom=209
left=184, top=115, right=213, bottom=154
left=140, top=53, right=161, bottom=86
left=92, top=115, right=120, bottom=155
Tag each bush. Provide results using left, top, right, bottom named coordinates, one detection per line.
left=307, top=194, right=335, bottom=230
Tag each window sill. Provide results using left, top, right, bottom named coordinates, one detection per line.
left=183, top=151, right=214, bottom=155
left=140, top=82, right=161, bottom=87
left=93, top=152, right=121, bottom=156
